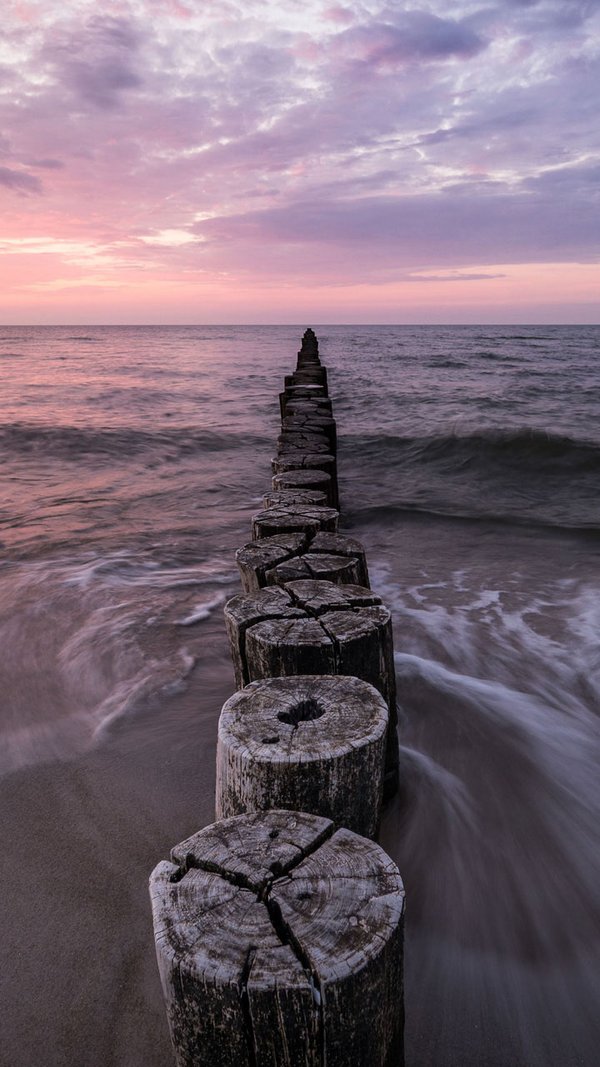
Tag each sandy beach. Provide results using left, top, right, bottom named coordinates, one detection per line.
left=0, top=616, right=233, bottom=1067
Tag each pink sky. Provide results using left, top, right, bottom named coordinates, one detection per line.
left=1, top=0, right=599, bottom=323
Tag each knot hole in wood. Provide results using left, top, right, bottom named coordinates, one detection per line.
left=277, top=698, right=325, bottom=726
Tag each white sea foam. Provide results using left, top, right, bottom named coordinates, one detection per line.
left=0, top=549, right=237, bottom=773
left=176, top=592, right=227, bottom=626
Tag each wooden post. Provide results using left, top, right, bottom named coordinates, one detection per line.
left=271, top=454, right=339, bottom=508
left=224, top=579, right=399, bottom=794
left=277, top=431, right=331, bottom=453
left=272, top=468, right=335, bottom=507
left=281, top=415, right=337, bottom=452
left=284, top=399, right=333, bottom=417
left=285, top=394, right=332, bottom=410
left=216, top=675, right=388, bottom=838
left=235, top=533, right=307, bottom=593
left=263, top=488, right=328, bottom=508
left=284, top=373, right=327, bottom=388
left=252, top=505, right=339, bottom=539
left=224, top=585, right=304, bottom=688
left=235, top=532, right=369, bottom=592
left=278, top=436, right=332, bottom=454
left=149, top=809, right=405, bottom=1067
left=272, top=453, right=337, bottom=478
left=281, top=382, right=328, bottom=406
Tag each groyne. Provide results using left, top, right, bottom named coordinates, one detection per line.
left=149, top=329, right=405, bottom=1066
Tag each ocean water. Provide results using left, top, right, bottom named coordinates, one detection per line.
left=1, top=324, right=599, bottom=1066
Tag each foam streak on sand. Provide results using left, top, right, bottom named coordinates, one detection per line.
left=0, top=549, right=238, bottom=776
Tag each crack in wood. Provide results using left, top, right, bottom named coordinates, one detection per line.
left=171, top=819, right=335, bottom=896
left=263, top=890, right=325, bottom=1054
left=238, top=946, right=258, bottom=1067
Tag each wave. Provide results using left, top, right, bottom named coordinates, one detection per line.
left=344, top=428, right=600, bottom=475
left=342, top=428, right=600, bottom=531
left=427, top=359, right=467, bottom=368
left=0, top=422, right=270, bottom=461
left=347, top=501, right=600, bottom=534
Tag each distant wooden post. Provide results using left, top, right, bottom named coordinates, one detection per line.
left=277, top=431, right=332, bottom=454
left=235, top=532, right=369, bottom=592
left=252, top=504, right=339, bottom=539
left=278, top=435, right=331, bottom=453
left=272, top=468, right=334, bottom=506
left=149, top=809, right=405, bottom=1067
left=272, top=452, right=338, bottom=483
left=281, top=415, right=337, bottom=452
left=216, top=675, right=388, bottom=838
left=263, top=488, right=328, bottom=508
left=284, top=398, right=333, bottom=416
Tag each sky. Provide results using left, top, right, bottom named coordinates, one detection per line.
left=1, top=0, right=599, bottom=323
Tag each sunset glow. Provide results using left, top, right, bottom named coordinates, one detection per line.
left=1, top=0, right=599, bottom=323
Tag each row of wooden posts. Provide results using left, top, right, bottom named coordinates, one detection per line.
left=149, top=330, right=406, bottom=1066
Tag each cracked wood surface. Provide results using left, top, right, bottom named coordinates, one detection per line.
left=272, top=453, right=337, bottom=477
left=149, top=810, right=404, bottom=1067
left=235, top=532, right=369, bottom=593
left=251, top=505, right=339, bottom=540
left=263, top=488, right=328, bottom=508
left=271, top=453, right=339, bottom=509
left=281, top=415, right=337, bottom=452
left=272, top=468, right=334, bottom=507
left=277, top=430, right=331, bottom=451
left=277, top=435, right=331, bottom=453
left=216, top=675, right=387, bottom=838
left=284, top=399, right=333, bottom=417
left=224, top=586, right=304, bottom=688
left=224, top=579, right=399, bottom=790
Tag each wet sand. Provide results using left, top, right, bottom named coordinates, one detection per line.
left=0, top=623, right=232, bottom=1067
left=3, top=634, right=599, bottom=1067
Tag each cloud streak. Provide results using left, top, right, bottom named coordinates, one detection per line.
left=0, top=166, right=43, bottom=194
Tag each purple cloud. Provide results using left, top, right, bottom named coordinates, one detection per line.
left=327, top=10, right=487, bottom=69
left=26, top=158, right=64, bottom=170
left=195, top=158, right=600, bottom=276
left=41, top=16, right=143, bottom=110
left=0, top=166, right=42, bottom=194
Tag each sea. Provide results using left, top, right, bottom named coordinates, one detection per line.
left=1, top=324, right=599, bottom=1067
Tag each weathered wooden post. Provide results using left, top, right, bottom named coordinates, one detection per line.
left=284, top=397, right=333, bottom=416
left=281, top=414, right=337, bottom=451
left=272, top=468, right=334, bottom=506
left=251, top=504, right=339, bottom=539
left=277, top=431, right=332, bottom=455
left=272, top=452, right=338, bottom=490
left=216, top=675, right=388, bottom=837
left=273, top=451, right=337, bottom=473
left=263, top=488, right=329, bottom=508
left=150, top=809, right=405, bottom=1067
left=278, top=434, right=331, bottom=453
left=224, top=579, right=399, bottom=795
left=235, top=531, right=369, bottom=591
